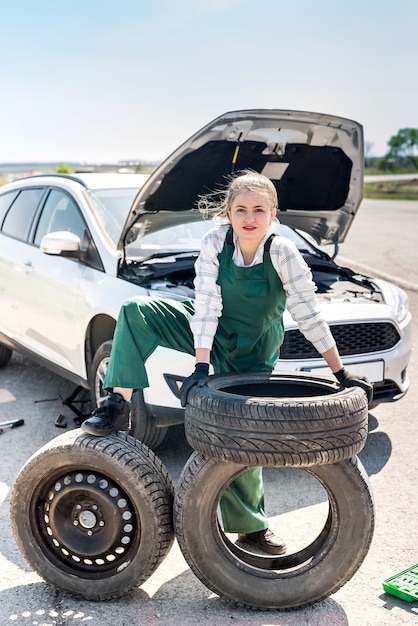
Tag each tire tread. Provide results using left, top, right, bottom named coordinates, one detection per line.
left=185, top=372, right=369, bottom=466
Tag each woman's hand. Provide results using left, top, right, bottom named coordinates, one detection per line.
left=334, top=367, right=373, bottom=404
left=180, top=363, right=210, bottom=407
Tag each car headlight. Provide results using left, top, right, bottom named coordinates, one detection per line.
left=395, top=288, right=409, bottom=323
left=376, top=280, right=410, bottom=323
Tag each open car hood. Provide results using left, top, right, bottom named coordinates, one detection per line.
left=121, top=109, right=363, bottom=248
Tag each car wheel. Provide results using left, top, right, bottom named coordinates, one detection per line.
left=185, top=371, right=369, bottom=467
left=10, top=430, right=174, bottom=600
left=90, top=340, right=168, bottom=449
left=0, top=343, right=12, bottom=368
left=174, top=452, right=374, bottom=610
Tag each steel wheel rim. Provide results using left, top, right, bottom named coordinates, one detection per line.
left=31, top=468, right=140, bottom=579
left=95, top=356, right=109, bottom=407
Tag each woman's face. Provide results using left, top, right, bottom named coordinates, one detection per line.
left=228, top=191, right=275, bottom=244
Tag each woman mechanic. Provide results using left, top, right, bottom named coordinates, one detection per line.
left=81, top=170, right=372, bottom=555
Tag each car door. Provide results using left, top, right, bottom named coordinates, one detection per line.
left=9, top=187, right=90, bottom=372
left=0, top=187, right=47, bottom=341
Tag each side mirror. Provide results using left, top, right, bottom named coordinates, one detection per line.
left=40, top=231, right=84, bottom=259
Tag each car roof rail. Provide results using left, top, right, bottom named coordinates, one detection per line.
left=12, top=173, right=88, bottom=188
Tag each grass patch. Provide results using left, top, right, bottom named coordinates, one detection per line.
left=364, top=177, right=418, bottom=200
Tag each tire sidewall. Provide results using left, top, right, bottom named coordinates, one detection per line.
left=10, top=430, right=174, bottom=599
left=174, top=452, right=374, bottom=609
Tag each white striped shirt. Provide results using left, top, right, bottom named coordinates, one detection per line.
left=190, top=222, right=336, bottom=356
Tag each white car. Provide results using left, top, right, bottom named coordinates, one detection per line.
left=0, top=110, right=412, bottom=447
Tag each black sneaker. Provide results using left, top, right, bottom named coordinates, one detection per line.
left=81, top=393, right=131, bottom=436
left=237, top=528, right=286, bottom=555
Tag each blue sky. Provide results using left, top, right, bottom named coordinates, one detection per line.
left=1, top=0, right=417, bottom=163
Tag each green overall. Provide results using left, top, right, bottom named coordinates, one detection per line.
left=104, top=228, right=286, bottom=533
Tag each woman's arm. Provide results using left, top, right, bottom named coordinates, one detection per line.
left=321, top=345, right=344, bottom=373
left=195, top=347, right=211, bottom=365
left=190, top=226, right=226, bottom=351
left=271, top=237, right=336, bottom=355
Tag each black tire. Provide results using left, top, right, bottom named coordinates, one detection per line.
left=10, top=430, right=174, bottom=600
left=0, top=343, right=12, bottom=368
left=174, top=452, right=374, bottom=610
left=90, top=340, right=168, bottom=449
left=185, top=371, right=369, bottom=467
left=131, top=390, right=169, bottom=449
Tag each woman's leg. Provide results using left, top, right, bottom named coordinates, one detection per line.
left=81, top=296, right=195, bottom=436
left=209, top=347, right=269, bottom=536
left=219, top=467, right=267, bottom=533
left=104, top=296, right=195, bottom=390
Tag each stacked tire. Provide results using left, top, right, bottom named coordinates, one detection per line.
left=174, top=371, right=374, bottom=610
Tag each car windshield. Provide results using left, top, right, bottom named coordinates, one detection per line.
left=126, top=221, right=317, bottom=260
left=86, top=187, right=318, bottom=258
left=86, top=187, right=139, bottom=245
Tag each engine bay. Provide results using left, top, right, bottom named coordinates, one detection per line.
left=118, top=251, right=384, bottom=305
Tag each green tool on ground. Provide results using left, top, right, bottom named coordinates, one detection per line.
left=383, top=564, right=418, bottom=602
left=0, top=418, right=24, bottom=434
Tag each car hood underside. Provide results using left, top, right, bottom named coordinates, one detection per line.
left=122, top=109, right=364, bottom=248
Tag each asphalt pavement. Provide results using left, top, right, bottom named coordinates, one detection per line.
left=0, top=198, right=417, bottom=626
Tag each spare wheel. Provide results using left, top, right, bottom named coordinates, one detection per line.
left=10, top=430, right=174, bottom=600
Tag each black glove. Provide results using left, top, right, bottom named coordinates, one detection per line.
left=180, top=363, right=210, bottom=407
left=334, top=368, right=373, bottom=404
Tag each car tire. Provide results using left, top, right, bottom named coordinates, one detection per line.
left=0, top=343, right=12, bottom=368
left=131, top=391, right=169, bottom=449
left=10, top=430, right=174, bottom=600
left=174, top=452, right=374, bottom=610
left=185, top=371, right=369, bottom=467
left=90, top=340, right=168, bottom=449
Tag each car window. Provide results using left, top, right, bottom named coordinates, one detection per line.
left=86, top=188, right=138, bottom=245
left=2, top=188, right=45, bottom=241
left=277, top=224, right=316, bottom=252
left=126, top=219, right=212, bottom=258
left=34, top=189, right=86, bottom=246
left=126, top=220, right=317, bottom=259
left=0, top=190, right=19, bottom=227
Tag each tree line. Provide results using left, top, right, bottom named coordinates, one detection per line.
left=366, top=127, right=418, bottom=171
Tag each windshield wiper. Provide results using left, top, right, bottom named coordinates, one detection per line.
left=137, top=250, right=199, bottom=263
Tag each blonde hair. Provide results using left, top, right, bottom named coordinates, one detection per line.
left=198, top=170, right=278, bottom=224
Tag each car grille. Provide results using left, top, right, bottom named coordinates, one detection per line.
left=372, top=380, right=402, bottom=402
left=280, top=322, right=401, bottom=359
